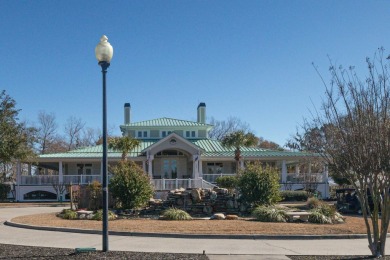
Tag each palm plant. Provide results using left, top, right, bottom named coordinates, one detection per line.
left=108, top=136, right=140, bottom=161
left=221, top=130, right=258, bottom=170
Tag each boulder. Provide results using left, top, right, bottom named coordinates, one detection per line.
left=191, top=189, right=202, bottom=203
left=210, top=213, right=225, bottom=220
left=226, top=214, right=239, bottom=220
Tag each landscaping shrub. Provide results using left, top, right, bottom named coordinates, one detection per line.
left=306, top=197, right=321, bottom=209
left=109, top=161, right=154, bottom=209
left=252, top=205, right=288, bottom=222
left=280, top=190, right=308, bottom=201
left=87, top=181, right=102, bottom=210
left=162, top=208, right=192, bottom=220
left=307, top=199, right=340, bottom=224
left=237, top=163, right=281, bottom=206
left=215, top=176, right=238, bottom=193
left=0, top=183, right=11, bottom=201
left=60, top=209, right=78, bottom=220
left=308, top=211, right=332, bottom=224
left=92, top=209, right=117, bottom=221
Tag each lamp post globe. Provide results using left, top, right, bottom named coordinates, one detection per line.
left=95, top=35, right=113, bottom=252
left=95, top=35, right=114, bottom=64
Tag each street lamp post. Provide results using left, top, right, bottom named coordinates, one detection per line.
left=95, top=35, right=113, bottom=252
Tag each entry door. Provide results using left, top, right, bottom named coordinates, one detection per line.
left=162, top=159, right=177, bottom=179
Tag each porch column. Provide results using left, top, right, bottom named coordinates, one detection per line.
left=323, top=164, right=329, bottom=198
left=142, top=160, right=146, bottom=172
left=16, top=161, right=21, bottom=201
left=59, top=161, right=63, bottom=183
left=28, top=164, right=32, bottom=175
left=148, top=155, right=154, bottom=178
left=308, top=162, right=312, bottom=182
left=281, top=160, right=287, bottom=183
left=240, top=159, right=244, bottom=170
left=198, top=158, right=203, bottom=178
left=192, top=155, right=199, bottom=179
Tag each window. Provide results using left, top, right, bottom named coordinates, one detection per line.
left=137, top=131, right=142, bottom=138
left=207, top=162, right=223, bottom=174
left=161, top=130, right=173, bottom=138
left=77, top=164, right=92, bottom=175
left=143, top=131, right=148, bottom=138
left=186, top=130, right=196, bottom=138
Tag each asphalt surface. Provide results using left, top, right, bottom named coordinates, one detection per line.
left=0, top=206, right=387, bottom=258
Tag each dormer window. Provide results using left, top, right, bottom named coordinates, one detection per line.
left=137, top=131, right=148, bottom=138
left=186, top=131, right=196, bottom=138
left=161, top=130, right=172, bottom=138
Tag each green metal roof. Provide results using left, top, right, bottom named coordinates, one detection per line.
left=38, top=138, right=317, bottom=160
left=121, top=117, right=213, bottom=127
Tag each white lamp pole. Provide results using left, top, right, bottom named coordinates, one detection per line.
left=95, top=35, right=113, bottom=252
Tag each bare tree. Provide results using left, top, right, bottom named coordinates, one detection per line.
left=36, top=111, right=58, bottom=154
left=64, top=116, right=85, bottom=151
left=77, top=127, right=101, bottom=147
left=208, top=116, right=250, bottom=140
left=302, top=50, right=390, bottom=257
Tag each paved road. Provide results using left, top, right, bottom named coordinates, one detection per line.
left=0, top=206, right=387, bottom=257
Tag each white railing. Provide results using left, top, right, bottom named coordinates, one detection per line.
left=202, top=173, right=236, bottom=183
left=21, top=175, right=59, bottom=185
left=63, top=175, right=101, bottom=185
left=20, top=175, right=102, bottom=185
left=151, top=178, right=216, bottom=190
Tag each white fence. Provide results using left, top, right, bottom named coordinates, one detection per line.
left=202, top=173, right=236, bottom=183
left=151, top=178, right=216, bottom=190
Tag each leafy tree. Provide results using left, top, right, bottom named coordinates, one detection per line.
left=0, top=91, right=36, bottom=181
left=237, top=162, right=281, bottom=206
left=221, top=130, right=258, bottom=170
left=108, top=136, right=140, bottom=161
left=109, top=161, right=154, bottom=209
left=300, top=49, right=390, bottom=257
left=257, top=137, right=283, bottom=151
left=215, top=175, right=238, bottom=193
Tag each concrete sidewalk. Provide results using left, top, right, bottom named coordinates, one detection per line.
left=0, top=206, right=384, bottom=257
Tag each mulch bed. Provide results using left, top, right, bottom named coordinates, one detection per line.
left=0, top=243, right=387, bottom=259
left=0, top=243, right=208, bottom=259
left=11, top=212, right=380, bottom=235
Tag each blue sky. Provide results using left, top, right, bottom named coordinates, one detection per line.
left=2, top=1, right=390, bottom=146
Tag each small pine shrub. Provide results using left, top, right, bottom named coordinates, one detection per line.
left=60, top=209, right=78, bottom=220
left=252, top=205, right=288, bottom=222
left=92, top=209, right=117, bottom=221
left=162, top=208, right=192, bottom=220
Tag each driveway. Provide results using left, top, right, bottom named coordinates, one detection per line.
left=0, top=206, right=387, bottom=256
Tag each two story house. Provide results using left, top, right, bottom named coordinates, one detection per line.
left=14, top=103, right=329, bottom=201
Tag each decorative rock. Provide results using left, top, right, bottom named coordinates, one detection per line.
left=210, top=213, right=225, bottom=220
left=203, top=206, right=212, bottom=215
left=226, top=200, right=234, bottom=209
left=210, top=191, right=217, bottom=200
left=176, top=198, right=184, bottom=206
left=191, top=189, right=202, bottom=203
left=226, top=214, right=239, bottom=220
left=239, top=204, right=247, bottom=212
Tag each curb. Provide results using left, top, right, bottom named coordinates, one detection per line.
left=4, top=221, right=370, bottom=240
